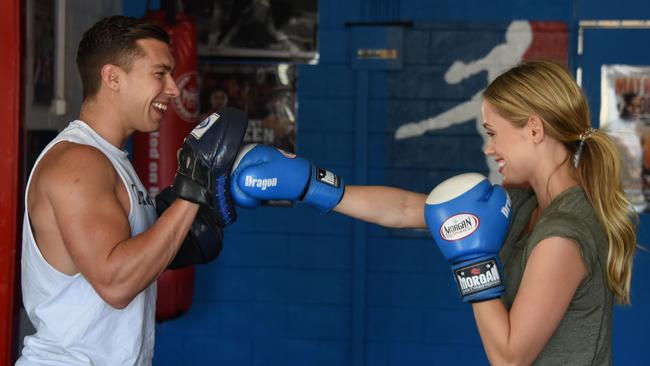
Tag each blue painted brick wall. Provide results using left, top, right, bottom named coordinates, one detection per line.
left=117, top=0, right=650, bottom=365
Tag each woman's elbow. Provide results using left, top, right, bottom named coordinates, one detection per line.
left=487, top=351, right=533, bottom=366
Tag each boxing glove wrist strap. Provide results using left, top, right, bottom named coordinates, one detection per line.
left=451, top=254, right=504, bottom=303
left=301, top=165, right=345, bottom=213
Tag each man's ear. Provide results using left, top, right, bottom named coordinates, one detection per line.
left=528, top=114, right=544, bottom=143
left=100, top=64, right=121, bottom=91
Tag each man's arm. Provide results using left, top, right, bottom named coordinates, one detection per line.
left=334, top=186, right=427, bottom=229
left=44, top=144, right=198, bottom=308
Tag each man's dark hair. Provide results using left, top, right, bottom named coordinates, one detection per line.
left=76, top=15, right=170, bottom=100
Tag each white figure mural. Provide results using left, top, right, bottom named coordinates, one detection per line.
left=394, top=21, right=533, bottom=183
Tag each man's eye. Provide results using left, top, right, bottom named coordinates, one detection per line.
left=154, top=72, right=165, bottom=78
left=486, top=131, right=495, bottom=137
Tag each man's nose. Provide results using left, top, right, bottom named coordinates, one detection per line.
left=166, top=75, right=181, bottom=98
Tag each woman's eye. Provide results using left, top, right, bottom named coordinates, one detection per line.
left=486, top=131, right=495, bottom=137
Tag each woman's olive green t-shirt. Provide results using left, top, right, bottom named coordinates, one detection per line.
left=500, top=186, right=613, bottom=365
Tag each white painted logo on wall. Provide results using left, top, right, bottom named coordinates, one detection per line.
left=173, top=71, right=200, bottom=122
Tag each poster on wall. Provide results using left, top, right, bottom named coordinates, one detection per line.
left=199, top=62, right=296, bottom=153
left=186, top=0, right=318, bottom=61
left=600, top=65, right=650, bottom=212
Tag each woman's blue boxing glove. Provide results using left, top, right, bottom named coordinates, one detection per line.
left=230, top=144, right=345, bottom=213
left=425, top=173, right=512, bottom=303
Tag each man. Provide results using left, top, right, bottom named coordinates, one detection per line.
left=18, top=16, right=246, bottom=365
left=605, top=92, right=646, bottom=212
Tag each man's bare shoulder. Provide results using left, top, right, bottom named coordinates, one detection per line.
left=32, top=141, right=118, bottom=192
left=28, top=141, right=122, bottom=215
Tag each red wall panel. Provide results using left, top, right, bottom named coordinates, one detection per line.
left=0, top=0, right=21, bottom=363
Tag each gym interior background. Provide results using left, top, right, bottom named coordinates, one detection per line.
left=2, top=0, right=650, bottom=365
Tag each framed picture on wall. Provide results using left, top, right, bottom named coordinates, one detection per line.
left=185, top=0, right=318, bottom=61
left=199, top=62, right=297, bottom=153
left=600, top=65, right=650, bottom=212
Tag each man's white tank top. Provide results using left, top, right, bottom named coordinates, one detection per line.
left=17, top=120, right=157, bottom=366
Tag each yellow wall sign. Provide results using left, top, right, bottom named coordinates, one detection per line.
left=356, top=48, right=398, bottom=60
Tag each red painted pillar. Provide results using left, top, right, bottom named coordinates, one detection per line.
left=0, top=0, right=21, bottom=363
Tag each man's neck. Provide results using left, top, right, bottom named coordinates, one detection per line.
left=79, top=99, right=129, bottom=149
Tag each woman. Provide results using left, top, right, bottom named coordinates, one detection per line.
left=230, top=60, right=637, bottom=365
left=338, top=60, right=636, bottom=365
left=469, top=59, right=636, bottom=364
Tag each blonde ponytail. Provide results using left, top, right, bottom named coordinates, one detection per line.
left=576, top=130, right=637, bottom=304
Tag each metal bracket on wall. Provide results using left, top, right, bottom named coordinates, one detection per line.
left=52, top=0, right=67, bottom=116
left=578, top=20, right=650, bottom=55
left=344, top=21, right=413, bottom=28
left=576, top=20, right=650, bottom=86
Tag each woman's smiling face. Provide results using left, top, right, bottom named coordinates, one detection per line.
left=482, top=101, right=536, bottom=185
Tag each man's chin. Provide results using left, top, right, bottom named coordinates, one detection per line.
left=138, top=120, right=161, bottom=134
left=148, top=113, right=164, bottom=129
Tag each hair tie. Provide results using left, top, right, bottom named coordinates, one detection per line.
left=579, top=127, right=597, bottom=142
left=573, top=127, right=597, bottom=168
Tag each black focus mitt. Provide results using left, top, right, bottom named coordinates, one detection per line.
left=173, top=107, right=248, bottom=226
left=156, top=186, right=224, bottom=269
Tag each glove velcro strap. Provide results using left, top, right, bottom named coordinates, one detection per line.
left=301, top=165, right=345, bottom=214
left=154, top=186, right=175, bottom=217
left=177, top=147, right=212, bottom=188
left=174, top=146, right=216, bottom=206
left=451, top=255, right=504, bottom=303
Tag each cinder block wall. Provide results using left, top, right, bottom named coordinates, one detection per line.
left=112, top=1, right=650, bottom=365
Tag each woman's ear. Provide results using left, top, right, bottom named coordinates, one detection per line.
left=528, top=114, right=544, bottom=143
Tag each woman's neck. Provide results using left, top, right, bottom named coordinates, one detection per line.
left=529, top=145, right=579, bottom=211
left=532, top=175, right=579, bottom=210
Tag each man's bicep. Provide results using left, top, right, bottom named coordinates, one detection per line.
left=48, top=149, right=131, bottom=281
